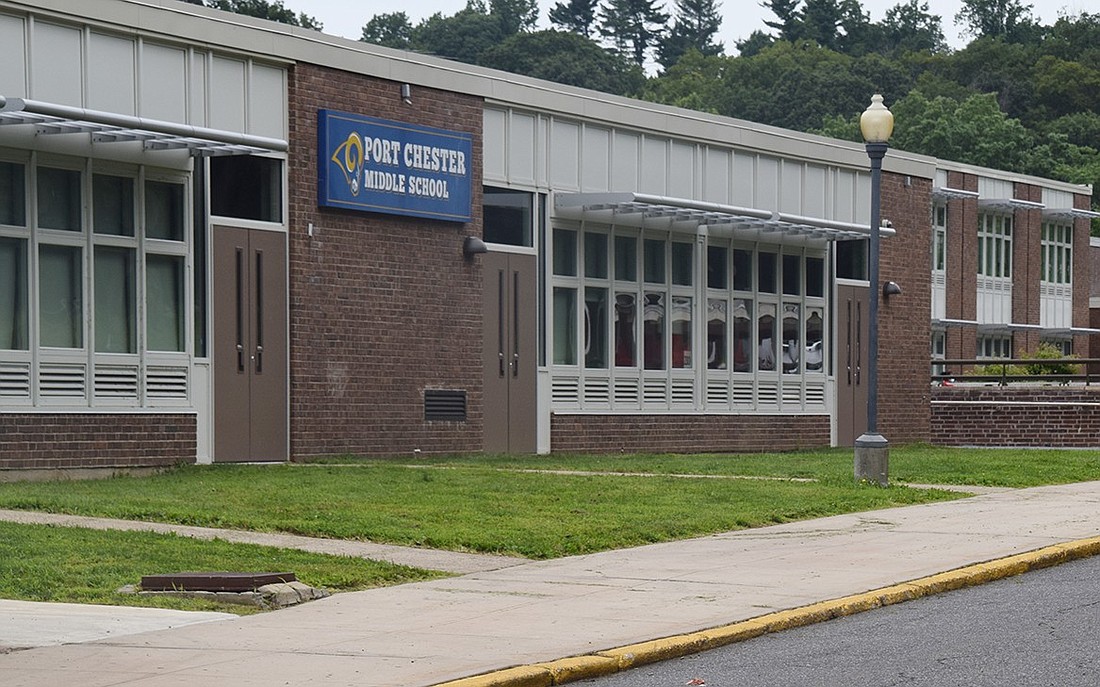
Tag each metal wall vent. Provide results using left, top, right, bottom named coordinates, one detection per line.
left=424, top=389, right=467, bottom=422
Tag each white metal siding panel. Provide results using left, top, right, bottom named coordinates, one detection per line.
left=854, top=173, right=871, bottom=225
left=549, top=118, right=580, bottom=191
left=189, top=50, right=207, bottom=126
left=669, top=141, right=694, bottom=199
left=978, top=177, right=1013, bottom=198
left=732, top=151, right=754, bottom=207
left=208, top=55, right=246, bottom=132
left=833, top=169, right=855, bottom=222
left=140, top=43, right=187, bottom=123
left=31, top=22, right=82, bottom=106
left=935, top=169, right=949, bottom=187
left=87, top=32, right=135, bottom=115
left=581, top=126, right=610, bottom=192
left=611, top=130, right=638, bottom=193
left=0, top=13, right=27, bottom=97
left=703, top=147, right=729, bottom=204
left=1043, top=188, right=1072, bottom=208
left=507, top=111, right=536, bottom=187
left=483, top=108, right=506, bottom=182
left=248, top=62, right=286, bottom=139
left=640, top=136, right=666, bottom=195
left=779, top=159, right=802, bottom=214
left=756, top=156, right=779, bottom=209
left=804, top=165, right=826, bottom=218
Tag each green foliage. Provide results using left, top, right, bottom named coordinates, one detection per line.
left=548, top=0, right=600, bottom=37
left=361, top=12, right=412, bottom=49
left=880, top=0, right=948, bottom=56
left=1020, top=342, right=1082, bottom=376
left=598, top=0, right=669, bottom=65
left=480, top=30, right=646, bottom=96
left=656, top=0, right=724, bottom=70
left=954, top=0, right=1037, bottom=41
left=204, top=0, right=322, bottom=30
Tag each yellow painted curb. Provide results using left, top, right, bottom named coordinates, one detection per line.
left=432, top=536, right=1100, bottom=687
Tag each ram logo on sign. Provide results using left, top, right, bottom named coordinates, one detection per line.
left=318, top=110, right=472, bottom=222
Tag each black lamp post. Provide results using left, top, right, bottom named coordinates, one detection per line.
left=854, top=93, right=894, bottom=486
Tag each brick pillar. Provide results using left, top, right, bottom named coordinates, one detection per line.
left=878, top=171, right=932, bottom=443
left=1014, top=182, right=1043, bottom=354
left=946, top=171, right=978, bottom=361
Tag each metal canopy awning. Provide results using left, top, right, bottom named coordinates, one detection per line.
left=977, top=322, right=1044, bottom=334
left=1043, top=327, right=1100, bottom=336
left=555, top=192, right=894, bottom=243
left=0, top=96, right=287, bottom=156
left=1043, top=207, right=1100, bottom=221
left=977, top=198, right=1045, bottom=212
left=932, top=318, right=979, bottom=329
left=932, top=186, right=979, bottom=201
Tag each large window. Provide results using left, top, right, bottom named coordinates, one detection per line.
left=550, top=225, right=827, bottom=411
left=0, top=155, right=193, bottom=406
left=978, top=213, right=1012, bottom=278
left=932, top=204, right=947, bottom=273
left=1041, top=222, right=1072, bottom=285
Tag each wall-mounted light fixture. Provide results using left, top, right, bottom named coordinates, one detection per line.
left=400, top=83, right=412, bottom=105
left=882, top=281, right=902, bottom=299
left=463, top=235, right=488, bottom=259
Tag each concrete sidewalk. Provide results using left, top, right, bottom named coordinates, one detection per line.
left=1, top=481, right=1099, bottom=686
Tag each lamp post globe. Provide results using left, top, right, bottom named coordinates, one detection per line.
left=854, top=94, right=893, bottom=486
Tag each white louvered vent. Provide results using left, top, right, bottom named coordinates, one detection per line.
left=782, top=384, right=802, bottom=406
left=706, top=379, right=729, bottom=407
left=643, top=378, right=667, bottom=404
left=94, top=365, right=140, bottom=398
left=732, top=380, right=754, bottom=406
left=39, top=363, right=86, bottom=397
left=0, top=362, right=31, bottom=398
left=806, top=383, right=826, bottom=407
left=614, top=378, right=639, bottom=406
left=671, top=379, right=694, bottom=405
left=583, top=377, right=610, bottom=405
left=757, top=381, right=778, bottom=407
left=146, top=366, right=188, bottom=399
left=551, top=376, right=580, bottom=404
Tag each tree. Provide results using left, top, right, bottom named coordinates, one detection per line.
left=656, top=0, right=724, bottom=70
left=491, top=0, right=539, bottom=34
left=548, top=0, right=600, bottom=37
left=762, top=0, right=803, bottom=41
left=204, top=0, right=322, bottom=30
left=361, top=12, right=413, bottom=49
left=411, top=10, right=505, bottom=65
left=954, top=0, right=1036, bottom=41
left=879, top=0, right=947, bottom=55
left=479, top=30, right=646, bottom=95
left=736, top=30, right=774, bottom=57
left=599, top=0, right=670, bottom=66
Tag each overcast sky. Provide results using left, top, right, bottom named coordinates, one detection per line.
left=300, top=0, right=1092, bottom=51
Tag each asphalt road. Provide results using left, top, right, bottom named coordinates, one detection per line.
left=579, top=555, right=1100, bottom=687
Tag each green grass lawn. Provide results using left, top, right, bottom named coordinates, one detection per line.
left=1, top=445, right=1098, bottom=611
left=0, top=521, right=446, bottom=613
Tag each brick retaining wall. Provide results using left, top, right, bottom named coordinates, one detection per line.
left=550, top=414, right=831, bottom=453
left=0, top=414, right=196, bottom=470
left=931, top=386, right=1100, bottom=448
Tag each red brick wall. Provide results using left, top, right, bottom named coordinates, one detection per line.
left=550, top=414, right=830, bottom=453
left=931, top=387, right=1100, bottom=447
left=0, top=414, right=195, bottom=470
left=287, top=64, right=484, bottom=458
left=945, top=172, right=979, bottom=361
left=1013, top=183, right=1042, bottom=353
left=1072, top=193, right=1091, bottom=356
left=877, top=171, right=933, bottom=443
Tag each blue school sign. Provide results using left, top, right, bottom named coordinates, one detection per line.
left=318, top=110, right=472, bottom=222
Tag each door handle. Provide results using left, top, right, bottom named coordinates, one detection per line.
left=512, top=270, right=520, bottom=378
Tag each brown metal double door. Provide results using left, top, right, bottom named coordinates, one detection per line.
left=836, top=283, right=870, bottom=446
left=482, top=251, right=537, bottom=453
left=212, top=226, right=288, bottom=462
